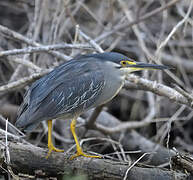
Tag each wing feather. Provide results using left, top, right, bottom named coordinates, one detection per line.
left=16, top=59, right=105, bottom=130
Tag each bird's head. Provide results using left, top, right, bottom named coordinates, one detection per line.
left=96, top=52, right=170, bottom=74
left=117, top=58, right=170, bottom=74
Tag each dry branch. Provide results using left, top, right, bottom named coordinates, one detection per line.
left=0, top=24, right=70, bottom=61
left=1, top=142, right=188, bottom=180
left=90, top=110, right=175, bottom=166
left=95, top=0, right=181, bottom=42
left=0, top=43, right=92, bottom=57
left=0, top=70, right=50, bottom=94
left=125, top=75, right=190, bottom=107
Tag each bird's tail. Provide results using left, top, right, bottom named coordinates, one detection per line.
left=16, top=109, right=39, bottom=132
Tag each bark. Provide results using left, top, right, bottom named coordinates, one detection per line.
left=2, top=142, right=188, bottom=180
left=89, top=111, right=176, bottom=165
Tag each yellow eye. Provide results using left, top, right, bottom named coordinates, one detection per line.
left=120, top=61, right=127, bottom=66
left=120, top=60, right=136, bottom=67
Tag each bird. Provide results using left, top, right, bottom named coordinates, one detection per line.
left=15, top=52, right=169, bottom=159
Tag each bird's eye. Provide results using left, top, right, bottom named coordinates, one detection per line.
left=120, top=61, right=127, bottom=66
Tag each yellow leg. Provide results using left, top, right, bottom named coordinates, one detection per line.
left=70, top=118, right=101, bottom=160
left=46, top=120, right=64, bottom=158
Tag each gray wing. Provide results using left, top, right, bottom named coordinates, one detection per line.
left=16, top=59, right=105, bottom=131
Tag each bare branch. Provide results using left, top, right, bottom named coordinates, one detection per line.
left=95, top=0, right=181, bottom=42
left=0, top=24, right=70, bottom=61
left=0, top=43, right=92, bottom=57
left=125, top=74, right=190, bottom=108
left=2, top=141, right=187, bottom=180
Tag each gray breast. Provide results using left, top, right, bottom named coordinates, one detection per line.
left=93, top=61, right=125, bottom=107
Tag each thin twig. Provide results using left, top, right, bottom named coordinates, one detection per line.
left=95, top=0, right=181, bottom=42
left=0, top=24, right=71, bottom=61
left=157, top=0, right=193, bottom=52
left=123, top=153, right=150, bottom=180
left=0, top=69, right=50, bottom=93
left=79, top=29, right=104, bottom=53
left=0, top=43, right=92, bottom=57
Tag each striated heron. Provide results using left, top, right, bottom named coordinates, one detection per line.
left=16, top=52, right=169, bottom=159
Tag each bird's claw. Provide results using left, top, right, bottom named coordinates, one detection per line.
left=46, top=144, right=64, bottom=159
left=70, top=149, right=101, bottom=160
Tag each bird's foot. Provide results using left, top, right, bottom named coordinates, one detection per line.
left=46, top=143, right=64, bottom=159
left=70, top=147, right=101, bottom=160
